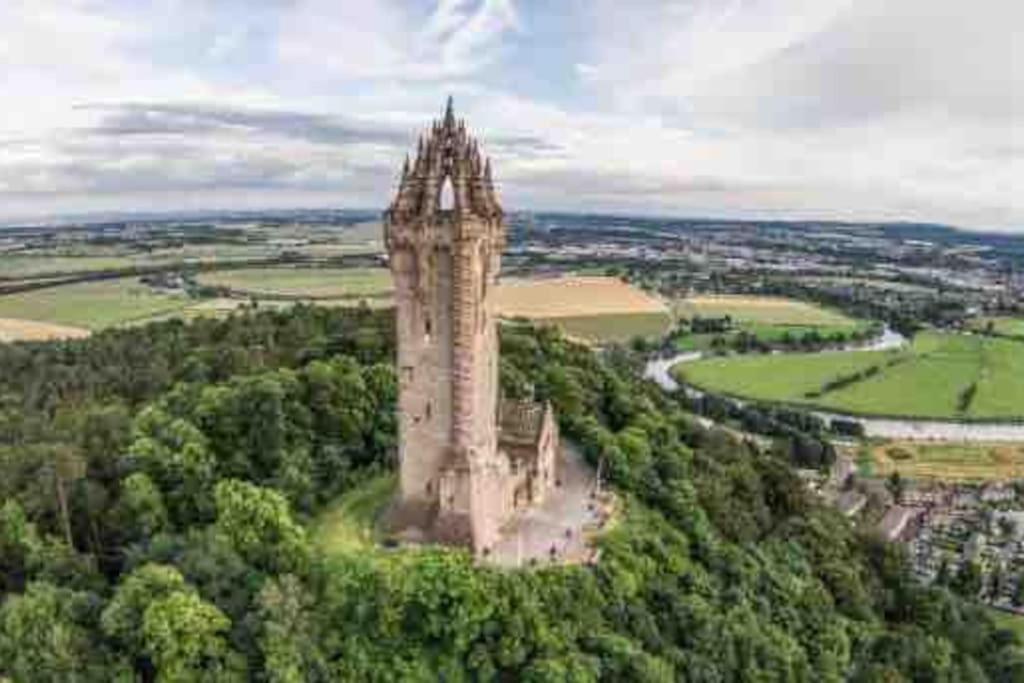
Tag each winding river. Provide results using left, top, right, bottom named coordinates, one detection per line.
left=642, top=327, right=1024, bottom=442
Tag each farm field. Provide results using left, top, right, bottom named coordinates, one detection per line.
left=0, top=318, right=90, bottom=342
left=547, top=312, right=672, bottom=343
left=495, top=276, right=671, bottom=342
left=673, top=295, right=873, bottom=350
left=677, top=348, right=896, bottom=402
left=0, top=255, right=138, bottom=279
left=970, top=317, right=1024, bottom=338
left=872, top=440, right=1024, bottom=481
left=196, top=267, right=393, bottom=299
left=0, top=278, right=191, bottom=330
left=676, top=295, right=858, bottom=327
left=0, top=271, right=668, bottom=340
left=0, top=249, right=277, bottom=280
left=676, top=331, right=1024, bottom=420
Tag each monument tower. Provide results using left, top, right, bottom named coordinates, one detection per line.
left=384, top=98, right=558, bottom=554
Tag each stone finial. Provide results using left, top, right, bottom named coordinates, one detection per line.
left=444, top=95, right=455, bottom=128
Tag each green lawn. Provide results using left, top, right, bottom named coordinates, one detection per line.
left=311, top=473, right=397, bottom=556
left=196, top=267, right=394, bottom=299
left=0, top=278, right=191, bottom=330
left=675, top=331, right=1024, bottom=420
left=546, top=312, right=672, bottom=343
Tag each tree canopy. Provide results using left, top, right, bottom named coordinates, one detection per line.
left=1, top=306, right=1021, bottom=681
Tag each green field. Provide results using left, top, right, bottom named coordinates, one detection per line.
left=673, top=295, right=872, bottom=350
left=970, top=317, right=1024, bottom=338
left=0, top=249, right=273, bottom=279
left=676, top=295, right=858, bottom=327
left=676, top=331, right=1024, bottom=420
left=311, top=473, right=396, bottom=556
left=0, top=256, right=141, bottom=279
left=989, top=609, right=1024, bottom=637
left=545, top=312, right=672, bottom=343
left=197, top=267, right=393, bottom=299
left=678, top=348, right=895, bottom=401
left=0, top=278, right=191, bottom=330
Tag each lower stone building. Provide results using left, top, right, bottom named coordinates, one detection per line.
left=432, top=399, right=559, bottom=548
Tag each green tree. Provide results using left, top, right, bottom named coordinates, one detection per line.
left=256, top=575, right=326, bottom=683
left=953, top=561, right=984, bottom=599
left=0, top=499, right=41, bottom=593
left=214, top=479, right=310, bottom=574
left=129, top=407, right=216, bottom=526
left=101, top=563, right=189, bottom=660
left=0, top=581, right=124, bottom=681
left=143, top=591, right=245, bottom=682
left=114, top=472, right=168, bottom=541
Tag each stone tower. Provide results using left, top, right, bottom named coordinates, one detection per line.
left=384, top=97, right=509, bottom=552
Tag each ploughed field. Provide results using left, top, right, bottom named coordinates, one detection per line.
left=675, top=331, right=1024, bottom=421
left=495, top=276, right=671, bottom=342
left=673, top=295, right=872, bottom=350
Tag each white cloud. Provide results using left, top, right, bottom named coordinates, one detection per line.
left=0, top=0, right=1019, bottom=230
left=276, top=0, right=519, bottom=81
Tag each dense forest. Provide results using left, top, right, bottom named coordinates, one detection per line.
left=1, top=306, right=1022, bottom=681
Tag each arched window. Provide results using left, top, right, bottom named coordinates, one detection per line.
left=440, top=175, right=455, bottom=210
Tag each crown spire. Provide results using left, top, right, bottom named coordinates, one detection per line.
left=388, top=97, right=502, bottom=218
left=444, top=95, right=455, bottom=128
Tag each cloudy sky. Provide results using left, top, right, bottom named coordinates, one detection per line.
left=1, top=0, right=1020, bottom=230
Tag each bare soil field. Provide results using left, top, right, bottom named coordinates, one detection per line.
left=495, top=277, right=670, bottom=342
left=495, top=276, right=667, bottom=318
left=0, top=318, right=90, bottom=342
